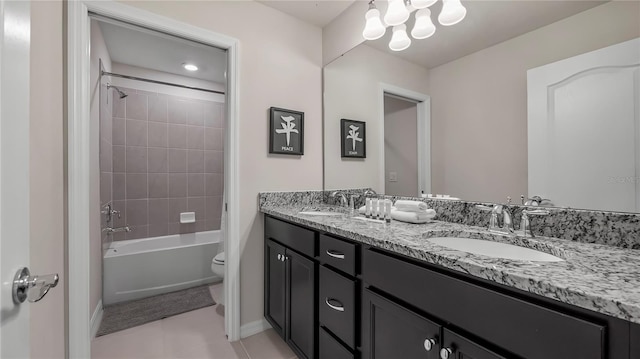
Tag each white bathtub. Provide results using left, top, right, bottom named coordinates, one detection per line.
left=103, top=230, right=221, bottom=305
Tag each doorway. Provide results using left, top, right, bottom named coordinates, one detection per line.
left=67, top=2, right=240, bottom=357
left=378, top=84, right=431, bottom=196
left=384, top=95, right=420, bottom=197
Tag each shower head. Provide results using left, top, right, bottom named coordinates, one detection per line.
left=107, top=84, right=128, bottom=99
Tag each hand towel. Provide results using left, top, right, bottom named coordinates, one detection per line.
left=391, top=208, right=436, bottom=224
left=394, top=200, right=428, bottom=212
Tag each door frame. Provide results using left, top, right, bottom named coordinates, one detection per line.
left=66, top=1, right=241, bottom=357
left=378, top=83, right=431, bottom=195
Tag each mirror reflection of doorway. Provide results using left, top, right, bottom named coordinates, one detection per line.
left=384, top=94, right=420, bottom=197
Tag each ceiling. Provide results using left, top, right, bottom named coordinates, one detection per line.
left=365, top=1, right=606, bottom=69
left=258, top=0, right=607, bottom=69
left=98, top=20, right=227, bottom=84
left=258, top=0, right=358, bottom=27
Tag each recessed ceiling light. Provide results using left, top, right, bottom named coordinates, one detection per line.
left=183, top=63, right=198, bottom=71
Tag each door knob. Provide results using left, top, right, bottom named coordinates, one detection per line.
left=12, top=267, right=59, bottom=304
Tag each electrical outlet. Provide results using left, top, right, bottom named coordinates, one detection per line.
left=389, top=171, right=398, bottom=182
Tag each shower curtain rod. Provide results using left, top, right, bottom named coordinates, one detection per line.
left=101, top=71, right=226, bottom=95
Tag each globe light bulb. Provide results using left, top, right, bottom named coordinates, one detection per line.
left=411, top=0, right=437, bottom=9
left=384, top=0, right=410, bottom=27
left=438, top=0, right=467, bottom=26
left=363, top=8, right=386, bottom=40
left=411, top=8, right=436, bottom=39
left=389, top=24, right=411, bottom=51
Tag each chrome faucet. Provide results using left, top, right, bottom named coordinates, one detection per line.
left=517, top=209, right=550, bottom=238
left=330, top=191, right=349, bottom=207
left=476, top=203, right=514, bottom=234
left=363, top=189, right=377, bottom=198
left=103, top=226, right=131, bottom=235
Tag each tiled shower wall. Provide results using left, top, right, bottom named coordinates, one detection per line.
left=109, top=87, right=225, bottom=240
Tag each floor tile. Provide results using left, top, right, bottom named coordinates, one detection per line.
left=241, top=329, right=297, bottom=359
left=92, top=320, right=164, bottom=359
left=162, top=306, right=240, bottom=358
left=92, top=283, right=296, bottom=359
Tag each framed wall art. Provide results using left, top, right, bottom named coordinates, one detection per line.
left=341, top=118, right=366, bottom=158
left=269, top=107, right=304, bottom=155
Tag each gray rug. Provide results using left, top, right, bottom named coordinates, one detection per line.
left=97, top=285, right=215, bottom=337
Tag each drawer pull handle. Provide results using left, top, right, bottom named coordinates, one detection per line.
left=440, top=348, right=453, bottom=359
left=423, top=338, right=436, bottom=351
left=326, top=250, right=345, bottom=259
left=325, top=298, right=345, bottom=312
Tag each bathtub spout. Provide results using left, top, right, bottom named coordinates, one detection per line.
left=103, top=226, right=131, bottom=235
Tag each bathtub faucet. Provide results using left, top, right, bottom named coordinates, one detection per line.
left=103, top=226, right=131, bottom=235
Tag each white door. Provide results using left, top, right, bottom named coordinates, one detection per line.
left=1, top=1, right=60, bottom=357
left=0, top=0, right=32, bottom=356
left=528, top=38, right=640, bottom=212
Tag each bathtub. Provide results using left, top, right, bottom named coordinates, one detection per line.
left=103, top=230, right=221, bottom=305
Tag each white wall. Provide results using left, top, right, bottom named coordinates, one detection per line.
left=384, top=96, right=418, bottom=197
left=429, top=1, right=640, bottom=203
left=119, top=0, right=323, bottom=327
left=30, top=1, right=65, bottom=357
left=324, top=44, right=430, bottom=192
left=90, top=19, right=112, bottom=318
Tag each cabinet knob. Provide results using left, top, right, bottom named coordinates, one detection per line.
left=277, top=254, right=282, bottom=261
left=423, top=338, right=437, bottom=351
left=440, top=347, right=453, bottom=359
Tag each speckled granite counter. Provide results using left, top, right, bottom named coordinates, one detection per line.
left=259, top=203, right=640, bottom=324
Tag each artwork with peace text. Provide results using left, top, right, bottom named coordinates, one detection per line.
left=341, top=119, right=366, bottom=158
left=269, top=107, right=304, bottom=155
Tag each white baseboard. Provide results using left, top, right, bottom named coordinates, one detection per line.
left=240, top=318, right=272, bottom=339
left=90, top=300, right=104, bottom=339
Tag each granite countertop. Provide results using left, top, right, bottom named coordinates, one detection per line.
left=260, top=204, right=640, bottom=324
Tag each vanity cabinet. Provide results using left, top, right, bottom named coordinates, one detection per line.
left=264, top=214, right=633, bottom=359
left=264, top=217, right=317, bottom=359
left=362, top=247, right=629, bottom=359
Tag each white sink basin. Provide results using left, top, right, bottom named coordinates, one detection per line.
left=427, top=237, right=564, bottom=262
left=298, top=211, right=343, bottom=216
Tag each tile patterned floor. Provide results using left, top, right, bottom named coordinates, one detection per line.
left=92, top=284, right=298, bottom=359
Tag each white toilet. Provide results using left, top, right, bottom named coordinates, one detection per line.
left=211, top=252, right=225, bottom=305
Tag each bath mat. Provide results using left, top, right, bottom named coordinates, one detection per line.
left=96, top=285, right=216, bottom=337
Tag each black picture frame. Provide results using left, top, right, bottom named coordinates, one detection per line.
left=269, top=107, right=304, bottom=155
left=341, top=119, right=366, bottom=158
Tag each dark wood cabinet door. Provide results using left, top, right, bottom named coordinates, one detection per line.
left=362, top=289, right=440, bottom=359
left=286, top=249, right=316, bottom=359
left=440, top=329, right=506, bottom=359
left=265, top=239, right=286, bottom=337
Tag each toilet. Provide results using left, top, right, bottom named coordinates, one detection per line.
left=211, top=252, right=225, bottom=305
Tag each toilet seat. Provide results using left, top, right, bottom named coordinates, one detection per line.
left=212, top=252, right=225, bottom=265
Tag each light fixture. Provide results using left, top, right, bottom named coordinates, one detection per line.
left=362, top=0, right=467, bottom=51
left=363, top=1, right=386, bottom=40
left=183, top=63, right=198, bottom=71
left=438, top=0, right=467, bottom=26
left=411, top=8, right=436, bottom=39
left=389, top=24, right=411, bottom=51
left=384, top=0, right=410, bottom=27
left=411, top=0, right=437, bottom=9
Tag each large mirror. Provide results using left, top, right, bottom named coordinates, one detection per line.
left=323, top=1, right=640, bottom=213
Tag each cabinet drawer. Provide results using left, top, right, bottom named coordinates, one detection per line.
left=363, top=248, right=605, bottom=359
left=319, top=328, right=353, bottom=359
left=319, top=266, right=356, bottom=349
left=265, top=216, right=316, bottom=257
left=320, top=234, right=357, bottom=276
